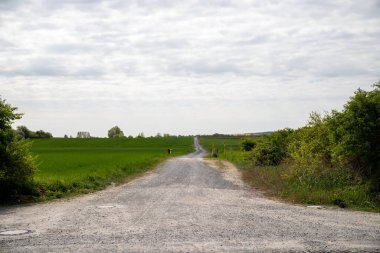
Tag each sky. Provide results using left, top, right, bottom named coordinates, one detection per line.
left=0, top=0, right=379, bottom=137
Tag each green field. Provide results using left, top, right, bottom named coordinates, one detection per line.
left=199, top=136, right=244, bottom=161
left=199, top=136, right=241, bottom=153
left=30, top=137, right=193, bottom=199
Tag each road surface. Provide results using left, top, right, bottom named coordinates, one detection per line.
left=1, top=138, right=379, bottom=252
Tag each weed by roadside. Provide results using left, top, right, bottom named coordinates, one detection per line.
left=234, top=158, right=380, bottom=212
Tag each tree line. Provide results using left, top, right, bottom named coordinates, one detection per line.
left=15, top=125, right=53, bottom=139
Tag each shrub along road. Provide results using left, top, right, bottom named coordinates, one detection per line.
left=0, top=138, right=379, bottom=252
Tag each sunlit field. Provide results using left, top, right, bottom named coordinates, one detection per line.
left=30, top=137, right=193, bottom=199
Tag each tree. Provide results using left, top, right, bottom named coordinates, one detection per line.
left=16, top=126, right=52, bottom=139
left=16, top=125, right=34, bottom=139
left=35, top=130, right=53, bottom=138
left=327, top=83, right=380, bottom=191
left=77, top=131, right=91, bottom=138
left=108, top=126, right=124, bottom=138
left=0, top=98, right=36, bottom=199
left=137, top=132, right=145, bottom=138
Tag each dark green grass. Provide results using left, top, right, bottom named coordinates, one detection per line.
left=29, top=137, right=193, bottom=200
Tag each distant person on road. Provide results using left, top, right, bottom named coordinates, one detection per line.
left=167, top=148, right=172, bottom=155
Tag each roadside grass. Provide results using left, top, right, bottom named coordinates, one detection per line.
left=199, top=137, right=380, bottom=212
left=239, top=161, right=379, bottom=212
left=28, top=137, right=193, bottom=201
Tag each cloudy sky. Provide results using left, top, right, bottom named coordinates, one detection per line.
left=1, top=0, right=379, bottom=137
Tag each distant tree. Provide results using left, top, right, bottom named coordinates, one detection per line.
left=16, top=125, right=34, bottom=139
left=35, top=130, right=53, bottom=138
left=137, top=132, right=145, bottom=138
left=0, top=98, right=36, bottom=199
left=77, top=131, right=91, bottom=138
left=64, top=134, right=68, bottom=138
left=156, top=133, right=162, bottom=138
left=163, top=133, right=170, bottom=137
left=16, top=126, right=52, bottom=139
left=108, top=126, right=125, bottom=138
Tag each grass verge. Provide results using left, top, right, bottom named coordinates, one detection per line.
left=239, top=161, right=379, bottom=212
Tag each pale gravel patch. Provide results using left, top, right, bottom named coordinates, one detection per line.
left=204, top=158, right=251, bottom=190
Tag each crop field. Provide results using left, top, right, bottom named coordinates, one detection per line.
left=199, top=136, right=241, bottom=151
left=29, top=137, right=193, bottom=199
left=199, top=136, right=241, bottom=160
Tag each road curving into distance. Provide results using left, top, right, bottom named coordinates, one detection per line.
left=0, top=137, right=379, bottom=252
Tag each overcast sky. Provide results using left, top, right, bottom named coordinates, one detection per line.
left=1, top=0, right=379, bottom=137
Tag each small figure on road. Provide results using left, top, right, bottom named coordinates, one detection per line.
left=167, top=148, right=172, bottom=155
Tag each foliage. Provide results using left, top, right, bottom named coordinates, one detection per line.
left=241, top=138, right=256, bottom=151
left=35, top=130, right=53, bottom=138
left=239, top=162, right=377, bottom=211
left=246, top=128, right=293, bottom=166
left=16, top=125, right=52, bottom=139
left=108, top=126, right=125, bottom=138
left=200, top=83, right=380, bottom=210
left=77, top=131, right=91, bottom=138
left=327, top=83, right=380, bottom=191
left=287, top=113, right=333, bottom=178
left=0, top=98, right=37, bottom=200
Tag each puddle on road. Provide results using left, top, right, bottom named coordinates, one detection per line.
left=0, top=229, right=33, bottom=236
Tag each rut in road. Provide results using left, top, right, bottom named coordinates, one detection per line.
left=0, top=137, right=379, bottom=252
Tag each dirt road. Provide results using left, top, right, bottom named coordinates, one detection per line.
left=1, top=138, right=379, bottom=252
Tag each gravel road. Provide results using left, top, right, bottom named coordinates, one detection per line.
left=1, top=138, right=379, bottom=252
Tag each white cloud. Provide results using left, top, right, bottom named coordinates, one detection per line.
left=0, top=0, right=379, bottom=137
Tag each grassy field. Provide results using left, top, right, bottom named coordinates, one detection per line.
left=198, top=136, right=241, bottom=158
left=30, top=137, right=193, bottom=199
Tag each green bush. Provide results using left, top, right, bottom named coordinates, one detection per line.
left=246, top=129, right=293, bottom=166
left=241, top=138, right=256, bottom=151
left=0, top=98, right=37, bottom=200
left=287, top=112, right=333, bottom=178
left=327, top=83, right=380, bottom=191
